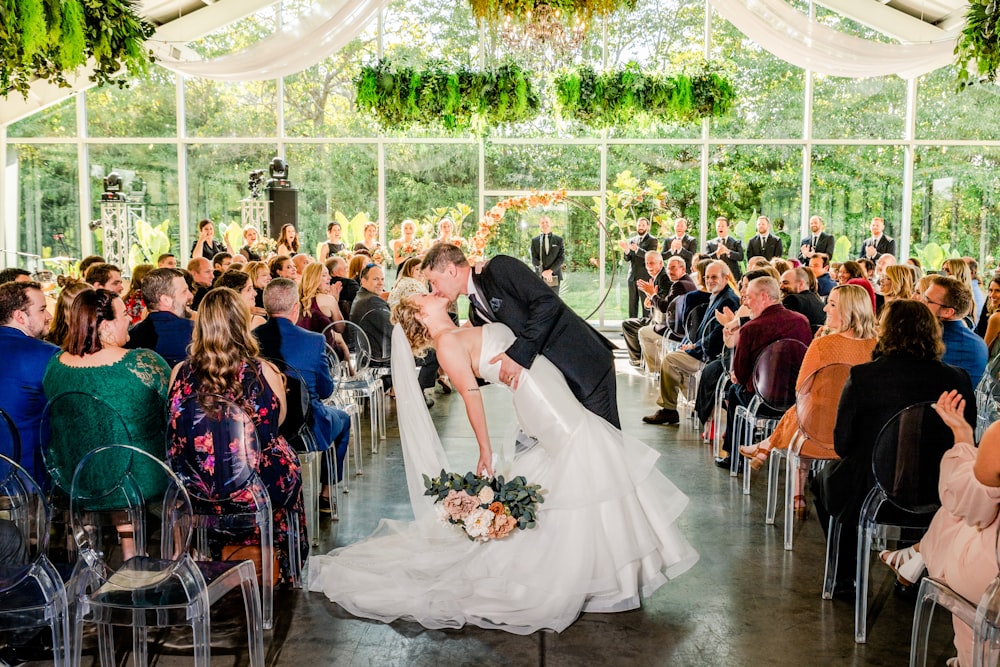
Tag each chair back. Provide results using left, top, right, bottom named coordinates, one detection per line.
left=0, top=408, right=22, bottom=467
left=976, top=354, right=1000, bottom=439
left=751, top=338, right=809, bottom=412
left=684, top=302, right=709, bottom=343
left=327, top=320, right=370, bottom=378
left=794, top=363, right=853, bottom=450
left=266, top=359, right=321, bottom=454
left=40, top=391, right=135, bottom=494
left=0, top=453, right=51, bottom=594
left=871, top=401, right=952, bottom=515
left=358, top=310, right=391, bottom=366
left=166, top=393, right=264, bottom=504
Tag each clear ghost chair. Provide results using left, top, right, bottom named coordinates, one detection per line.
left=68, top=445, right=264, bottom=667
left=324, top=320, right=379, bottom=463
left=0, top=453, right=70, bottom=667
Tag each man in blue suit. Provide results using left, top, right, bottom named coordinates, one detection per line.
left=0, top=281, right=59, bottom=482
left=125, top=268, right=193, bottom=367
left=254, top=278, right=351, bottom=512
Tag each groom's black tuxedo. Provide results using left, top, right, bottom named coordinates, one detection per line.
left=469, top=255, right=620, bottom=428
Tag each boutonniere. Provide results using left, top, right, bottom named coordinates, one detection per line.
left=489, top=297, right=503, bottom=312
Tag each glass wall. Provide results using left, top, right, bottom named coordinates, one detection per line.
left=4, top=0, right=1000, bottom=321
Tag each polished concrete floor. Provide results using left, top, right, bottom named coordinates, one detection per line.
left=41, top=357, right=960, bottom=666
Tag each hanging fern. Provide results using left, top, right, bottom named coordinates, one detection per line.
left=955, top=0, right=1000, bottom=89
left=553, top=60, right=736, bottom=129
left=354, top=59, right=540, bottom=133
left=1, top=0, right=153, bottom=98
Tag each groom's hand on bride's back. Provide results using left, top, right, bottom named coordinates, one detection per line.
left=491, top=352, right=524, bottom=390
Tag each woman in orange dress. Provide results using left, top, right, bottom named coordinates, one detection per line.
left=739, top=284, right=877, bottom=514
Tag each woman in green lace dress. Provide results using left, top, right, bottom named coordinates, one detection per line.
left=42, top=288, right=171, bottom=501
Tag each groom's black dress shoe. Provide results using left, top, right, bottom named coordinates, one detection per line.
left=715, top=456, right=740, bottom=472
left=643, top=409, right=679, bottom=425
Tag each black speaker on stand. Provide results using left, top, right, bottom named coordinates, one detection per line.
left=266, top=186, right=297, bottom=239
left=265, top=157, right=297, bottom=240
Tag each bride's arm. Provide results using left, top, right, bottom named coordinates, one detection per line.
left=437, top=337, right=494, bottom=477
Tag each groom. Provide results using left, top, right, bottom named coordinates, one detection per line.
left=421, top=243, right=621, bottom=428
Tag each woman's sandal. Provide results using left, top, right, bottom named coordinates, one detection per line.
left=739, top=443, right=770, bottom=470
left=878, top=546, right=926, bottom=586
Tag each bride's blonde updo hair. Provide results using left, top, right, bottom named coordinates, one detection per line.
left=392, top=295, right=433, bottom=357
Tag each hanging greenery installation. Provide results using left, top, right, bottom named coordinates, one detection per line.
left=554, top=61, right=736, bottom=128
left=355, top=59, right=540, bottom=133
left=955, top=0, right=1000, bottom=89
left=0, top=0, right=154, bottom=98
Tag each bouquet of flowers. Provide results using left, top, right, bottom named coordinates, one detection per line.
left=424, top=470, right=544, bottom=542
left=397, top=239, right=425, bottom=260
left=250, top=238, right=278, bottom=257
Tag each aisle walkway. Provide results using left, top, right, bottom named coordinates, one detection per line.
left=63, top=362, right=955, bottom=666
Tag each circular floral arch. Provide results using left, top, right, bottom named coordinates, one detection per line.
left=468, top=189, right=621, bottom=320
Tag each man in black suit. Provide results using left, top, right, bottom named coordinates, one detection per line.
left=618, top=217, right=659, bottom=319
left=349, top=263, right=394, bottom=387
left=661, top=217, right=697, bottom=271
left=621, top=251, right=669, bottom=367
left=529, top=215, right=564, bottom=293
left=798, top=215, right=835, bottom=264
left=859, top=216, right=896, bottom=260
left=422, top=243, right=620, bottom=428
left=779, top=268, right=826, bottom=329
left=746, top=216, right=783, bottom=262
left=705, top=217, right=744, bottom=281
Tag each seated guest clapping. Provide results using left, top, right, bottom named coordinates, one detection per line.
left=254, top=278, right=352, bottom=510
left=738, top=285, right=877, bottom=512
left=125, top=268, right=194, bottom=367
left=167, top=287, right=307, bottom=582
left=43, top=288, right=170, bottom=488
left=811, top=299, right=977, bottom=594
left=878, top=391, right=999, bottom=667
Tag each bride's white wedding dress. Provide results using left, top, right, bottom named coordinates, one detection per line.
left=308, top=323, right=698, bottom=635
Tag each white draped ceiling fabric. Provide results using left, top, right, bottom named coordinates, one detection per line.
left=709, top=0, right=959, bottom=79
left=147, top=0, right=958, bottom=82
left=149, top=0, right=391, bottom=81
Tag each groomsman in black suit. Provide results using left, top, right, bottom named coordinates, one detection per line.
left=798, top=215, right=835, bottom=264
left=661, top=217, right=697, bottom=271
left=705, top=216, right=744, bottom=280
left=529, top=215, right=564, bottom=293
left=618, top=217, right=659, bottom=319
left=746, top=216, right=783, bottom=261
left=422, top=243, right=620, bottom=428
left=859, top=216, right=896, bottom=260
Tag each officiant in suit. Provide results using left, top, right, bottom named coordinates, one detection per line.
left=530, top=215, right=564, bottom=293
left=705, top=216, right=744, bottom=280
left=661, top=217, right=697, bottom=271
left=618, top=217, right=659, bottom=318
left=422, top=243, right=620, bottom=428
left=746, top=216, right=783, bottom=261
left=798, top=215, right=835, bottom=264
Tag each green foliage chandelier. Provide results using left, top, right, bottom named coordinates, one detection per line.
left=0, top=0, right=154, bottom=98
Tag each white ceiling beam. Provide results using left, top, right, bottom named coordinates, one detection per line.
left=815, top=0, right=958, bottom=43
left=0, top=66, right=97, bottom=128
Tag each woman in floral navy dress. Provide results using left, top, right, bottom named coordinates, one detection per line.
left=167, top=286, right=307, bottom=582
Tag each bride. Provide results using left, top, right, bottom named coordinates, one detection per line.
left=308, top=293, right=699, bottom=635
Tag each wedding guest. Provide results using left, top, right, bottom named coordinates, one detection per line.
left=798, top=215, right=835, bottom=264
left=292, top=253, right=312, bottom=279
left=318, top=221, right=347, bottom=263
left=168, top=287, right=306, bottom=583
left=0, top=281, right=58, bottom=480
left=125, top=268, right=194, bottom=368
left=746, top=216, right=783, bottom=261
left=45, top=279, right=93, bottom=347
left=811, top=299, right=976, bottom=594
left=239, top=225, right=261, bottom=261
left=881, top=264, right=916, bottom=305
left=84, top=263, right=124, bottom=295
left=706, top=216, right=744, bottom=281
left=187, top=257, right=214, bottom=310
left=618, top=217, right=658, bottom=319
left=214, top=270, right=267, bottom=328
left=156, top=254, right=177, bottom=269
left=877, top=391, right=999, bottom=667
left=837, top=260, right=865, bottom=285
left=328, top=256, right=359, bottom=321
left=245, top=260, right=271, bottom=310
left=43, top=288, right=170, bottom=492
left=661, top=217, right=697, bottom=271
left=977, top=275, right=1000, bottom=350
left=122, top=263, right=153, bottom=325
left=859, top=216, right=896, bottom=260
left=433, top=218, right=464, bottom=248
left=297, top=263, right=350, bottom=360
left=78, top=255, right=106, bottom=278
left=0, top=268, right=32, bottom=284
left=270, top=255, right=298, bottom=281
left=190, top=218, right=231, bottom=261
left=276, top=223, right=299, bottom=257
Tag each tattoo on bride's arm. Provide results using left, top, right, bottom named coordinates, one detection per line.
left=465, top=387, right=480, bottom=392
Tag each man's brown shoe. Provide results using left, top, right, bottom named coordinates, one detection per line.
left=642, top=409, right=680, bottom=425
